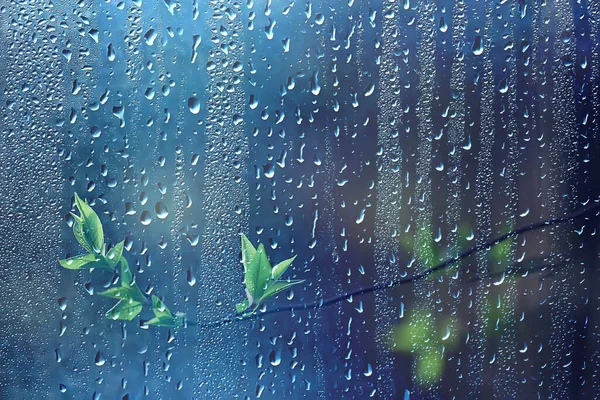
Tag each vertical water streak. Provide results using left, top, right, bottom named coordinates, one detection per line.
left=0, top=2, right=64, bottom=397
left=413, top=0, right=437, bottom=396
left=588, top=0, right=600, bottom=391
left=194, top=2, right=249, bottom=397
left=374, top=0, right=403, bottom=397
left=446, top=0, right=466, bottom=391
left=471, top=0, right=495, bottom=395
left=545, top=0, right=578, bottom=397
left=312, top=2, right=337, bottom=394
left=492, top=1, right=519, bottom=396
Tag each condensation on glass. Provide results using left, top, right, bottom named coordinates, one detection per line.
left=0, top=0, right=598, bottom=399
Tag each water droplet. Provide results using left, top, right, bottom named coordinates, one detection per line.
left=356, top=208, right=366, bottom=224
left=249, top=94, right=259, bottom=109
left=155, top=203, right=169, bottom=219
left=263, top=163, right=275, bottom=179
left=144, top=29, right=157, bottom=45
left=145, top=87, right=155, bottom=100
left=439, top=16, right=448, bottom=32
left=310, top=70, right=321, bottom=95
left=497, top=78, right=508, bottom=94
left=125, top=202, right=136, bottom=215
left=472, top=36, right=483, bottom=56
left=94, top=351, right=106, bottom=367
left=140, top=211, right=152, bottom=225
left=57, top=297, right=68, bottom=311
left=187, top=268, right=196, bottom=286
left=264, top=18, right=276, bottom=40
left=107, top=43, right=116, bottom=61
left=268, top=349, right=281, bottom=366
left=188, top=97, right=201, bottom=114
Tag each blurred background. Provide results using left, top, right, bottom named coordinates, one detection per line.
left=1, top=0, right=599, bottom=398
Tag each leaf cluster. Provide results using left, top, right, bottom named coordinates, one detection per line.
left=59, top=193, right=182, bottom=327
left=59, top=193, right=124, bottom=272
left=60, top=194, right=306, bottom=328
left=236, top=234, right=304, bottom=315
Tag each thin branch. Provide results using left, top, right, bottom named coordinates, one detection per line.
left=189, top=201, right=600, bottom=329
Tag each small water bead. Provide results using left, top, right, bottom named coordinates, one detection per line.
left=94, top=351, right=106, bottom=367
left=144, top=29, right=157, bottom=45
left=356, top=208, right=366, bottom=224
left=107, top=43, right=116, bottom=61
left=263, top=163, right=275, bottom=178
left=472, top=36, right=483, bottom=56
left=125, top=202, right=136, bottom=215
left=140, top=211, right=152, bottom=225
left=269, top=349, right=281, bottom=366
left=57, top=297, right=67, bottom=311
left=188, top=97, right=201, bottom=114
left=187, top=268, right=196, bottom=286
left=155, top=203, right=169, bottom=219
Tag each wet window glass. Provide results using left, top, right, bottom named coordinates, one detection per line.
left=1, top=0, right=599, bottom=398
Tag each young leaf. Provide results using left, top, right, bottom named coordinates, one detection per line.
left=145, top=295, right=177, bottom=327
left=235, top=299, right=250, bottom=314
left=271, top=255, right=297, bottom=281
left=73, top=192, right=104, bottom=254
left=105, top=299, right=143, bottom=321
left=252, top=244, right=273, bottom=301
left=73, top=220, right=93, bottom=253
left=240, top=234, right=257, bottom=272
left=151, top=295, right=173, bottom=319
left=236, top=236, right=305, bottom=313
left=98, top=286, right=147, bottom=304
left=98, top=287, right=131, bottom=300
left=105, top=240, right=124, bottom=269
left=120, top=258, right=133, bottom=287
left=98, top=259, right=147, bottom=303
left=259, top=280, right=305, bottom=303
left=59, top=253, right=102, bottom=270
left=244, top=242, right=263, bottom=302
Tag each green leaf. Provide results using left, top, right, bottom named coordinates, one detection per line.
left=259, top=280, right=305, bottom=303
left=271, top=255, right=297, bottom=281
left=73, top=220, right=93, bottom=253
left=244, top=242, right=262, bottom=304
left=235, top=299, right=250, bottom=314
left=98, top=285, right=147, bottom=304
left=120, top=258, right=133, bottom=287
left=146, top=295, right=177, bottom=327
left=105, top=240, right=124, bottom=269
left=240, top=234, right=257, bottom=272
left=59, top=253, right=103, bottom=270
left=105, top=299, right=143, bottom=321
left=236, top=236, right=305, bottom=313
left=151, top=295, right=173, bottom=319
left=252, top=244, right=273, bottom=301
left=73, top=192, right=104, bottom=254
left=98, top=287, right=131, bottom=300
left=145, top=316, right=177, bottom=327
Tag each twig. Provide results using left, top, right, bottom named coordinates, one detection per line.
left=190, top=201, right=600, bottom=329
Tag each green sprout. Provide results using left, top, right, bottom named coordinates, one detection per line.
left=60, top=193, right=305, bottom=327
left=59, top=193, right=124, bottom=272
left=59, top=193, right=182, bottom=327
left=99, top=258, right=148, bottom=321
left=145, top=295, right=184, bottom=327
left=235, top=234, right=304, bottom=315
